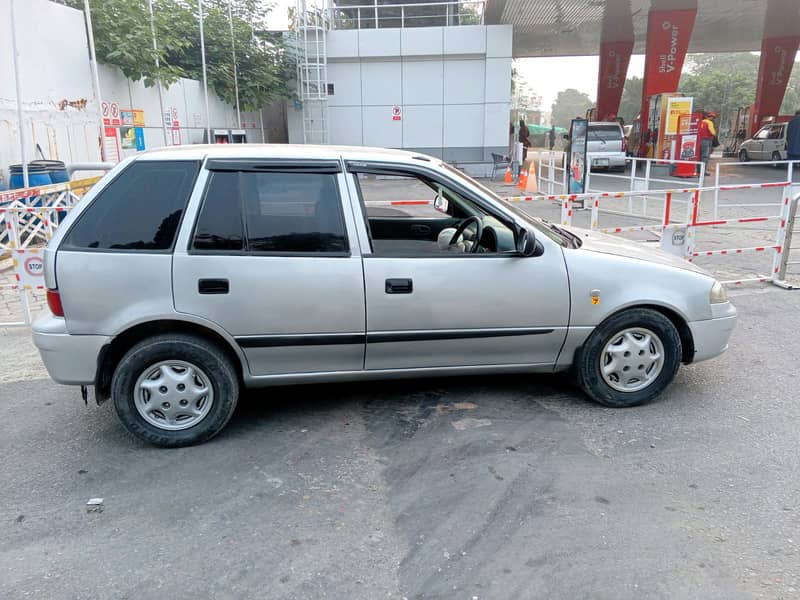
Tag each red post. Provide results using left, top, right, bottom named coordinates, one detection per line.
left=639, top=7, right=697, bottom=142
left=751, top=0, right=800, bottom=137
left=596, top=41, right=633, bottom=121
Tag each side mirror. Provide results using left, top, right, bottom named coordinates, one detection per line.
left=516, top=228, right=536, bottom=257
left=433, top=194, right=449, bottom=214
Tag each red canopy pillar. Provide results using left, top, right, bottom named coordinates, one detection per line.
left=639, top=3, right=697, bottom=140
left=596, top=0, right=634, bottom=122
left=751, top=0, right=800, bottom=136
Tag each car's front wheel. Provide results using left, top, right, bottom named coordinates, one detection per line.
left=577, top=309, right=682, bottom=408
left=111, top=334, right=239, bottom=447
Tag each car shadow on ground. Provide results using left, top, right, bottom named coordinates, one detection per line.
left=224, top=372, right=589, bottom=439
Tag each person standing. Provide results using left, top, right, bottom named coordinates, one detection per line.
left=548, top=125, right=556, bottom=151
left=518, top=119, right=531, bottom=161
left=786, top=110, right=800, bottom=162
left=697, top=111, right=717, bottom=175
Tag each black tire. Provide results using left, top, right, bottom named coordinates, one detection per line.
left=738, top=149, right=749, bottom=162
left=576, top=308, right=681, bottom=408
left=772, top=151, right=782, bottom=167
left=111, top=334, right=239, bottom=447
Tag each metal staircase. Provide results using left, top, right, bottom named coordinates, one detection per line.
left=294, top=0, right=329, bottom=144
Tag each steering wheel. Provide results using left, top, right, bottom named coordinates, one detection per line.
left=449, top=216, right=483, bottom=253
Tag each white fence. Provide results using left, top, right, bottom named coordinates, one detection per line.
left=0, top=177, right=98, bottom=326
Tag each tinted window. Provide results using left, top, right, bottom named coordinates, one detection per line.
left=63, top=160, right=198, bottom=251
left=588, top=125, right=623, bottom=141
left=192, top=170, right=348, bottom=254
left=193, top=172, right=244, bottom=251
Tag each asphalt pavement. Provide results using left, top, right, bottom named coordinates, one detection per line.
left=2, top=285, right=799, bottom=600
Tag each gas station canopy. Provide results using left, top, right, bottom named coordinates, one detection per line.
left=485, top=0, right=800, bottom=58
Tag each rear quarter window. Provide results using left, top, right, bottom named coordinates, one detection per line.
left=61, top=160, right=199, bottom=251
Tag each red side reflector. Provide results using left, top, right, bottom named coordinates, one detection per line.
left=47, top=289, right=64, bottom=317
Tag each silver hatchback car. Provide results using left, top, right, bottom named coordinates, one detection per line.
left=33, top=145, right=736, bottom=447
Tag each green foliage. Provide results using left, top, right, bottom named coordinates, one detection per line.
left=679, top=54, right=758, bottom=132
left=551, top=88, right=593, bottom=128
left=64, top=0, right=289, bottom=110
left=617, top=76, right=642, bottom=125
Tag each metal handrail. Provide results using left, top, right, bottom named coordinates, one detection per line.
left=329, top=0, right=485, bottom=29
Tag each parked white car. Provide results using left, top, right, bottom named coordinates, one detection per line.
left=587, top=122, right=628, bottom=171
left=33, top=145, right=736, bottom=447
left=738, top=122, right=787, bottom=162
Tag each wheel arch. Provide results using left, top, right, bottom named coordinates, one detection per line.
left=94, top=319, right=247, bottom=404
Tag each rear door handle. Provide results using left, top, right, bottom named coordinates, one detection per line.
left=198, top=278, right=229, bottom=294
left=385, top=278, right=413, bottom=294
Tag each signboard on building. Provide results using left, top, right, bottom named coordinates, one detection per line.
left=392, top=105, right=402, bottom=121
left=110, top=102, right=120, bottom=126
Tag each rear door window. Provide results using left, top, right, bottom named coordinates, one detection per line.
left=192, top=168, right=348, bottom=254
left=62, top=160, right=199, bottom=251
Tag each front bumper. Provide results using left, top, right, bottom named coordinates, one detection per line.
left=32, top=315, right=110, bottom=385
left=687, top=302, right=737, bottom=363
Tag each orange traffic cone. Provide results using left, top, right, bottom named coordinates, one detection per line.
left=503, top=165, right=512, bottom=184
left=517, top=164, right=528, bottom=190
left=525, top=162, right=537, bottom=193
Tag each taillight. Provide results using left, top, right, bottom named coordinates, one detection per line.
left=47, top=288, right=64, bottom=317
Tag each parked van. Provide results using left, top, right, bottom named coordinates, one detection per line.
left=586, top=122, right=627, bottom=171
left=738, top=122, right=787, bottom=162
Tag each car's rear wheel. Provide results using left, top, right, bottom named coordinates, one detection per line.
left=577, top=308, right=681, bottom=408
left=111, top=334, right=239, bottom=447
left=772, top=151, right=782, bottom=167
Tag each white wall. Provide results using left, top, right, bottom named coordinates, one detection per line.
left=315, top=24, right=512, bottom=169
left=0, top=0, right=264, bottom=186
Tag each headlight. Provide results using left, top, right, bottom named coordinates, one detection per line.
left=710, top=281, right=728, bottom=304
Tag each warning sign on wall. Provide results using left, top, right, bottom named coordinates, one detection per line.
left=392, top=105, right=402, bottom=121
left=12, top=249, right=45, bottom=289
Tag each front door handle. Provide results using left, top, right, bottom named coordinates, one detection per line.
left=385, top=278, right=413, bottom=294
left=410, top=224, right=431, bottom=237
left=198, top=278, right=229, bottom=294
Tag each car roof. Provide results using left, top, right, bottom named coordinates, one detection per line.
left=135, top=143, right=434, bottom=164
left=589, top=121, right=623, bottom=128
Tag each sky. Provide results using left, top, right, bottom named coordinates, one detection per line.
left=516, top=55, right=646, bottom=112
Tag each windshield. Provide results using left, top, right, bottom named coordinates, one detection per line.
left=440, top=162, right=571, bottom=246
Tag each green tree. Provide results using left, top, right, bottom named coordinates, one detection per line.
left=679, top=53, right=759, bottom=134
left=551, top=89, right=593, bottom=129
left=617, top=76, right=643, bottom=125
left=63, top=0, right=289, bottom=110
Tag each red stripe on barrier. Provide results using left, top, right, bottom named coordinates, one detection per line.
left=694, top=220, right=727, bottom=226
left=738, top=217, right=770, bottom=223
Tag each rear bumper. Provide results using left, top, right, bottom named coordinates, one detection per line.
left=31, top=315, right=109, bottom=385
left=688, top=303, right=737, bottom=363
